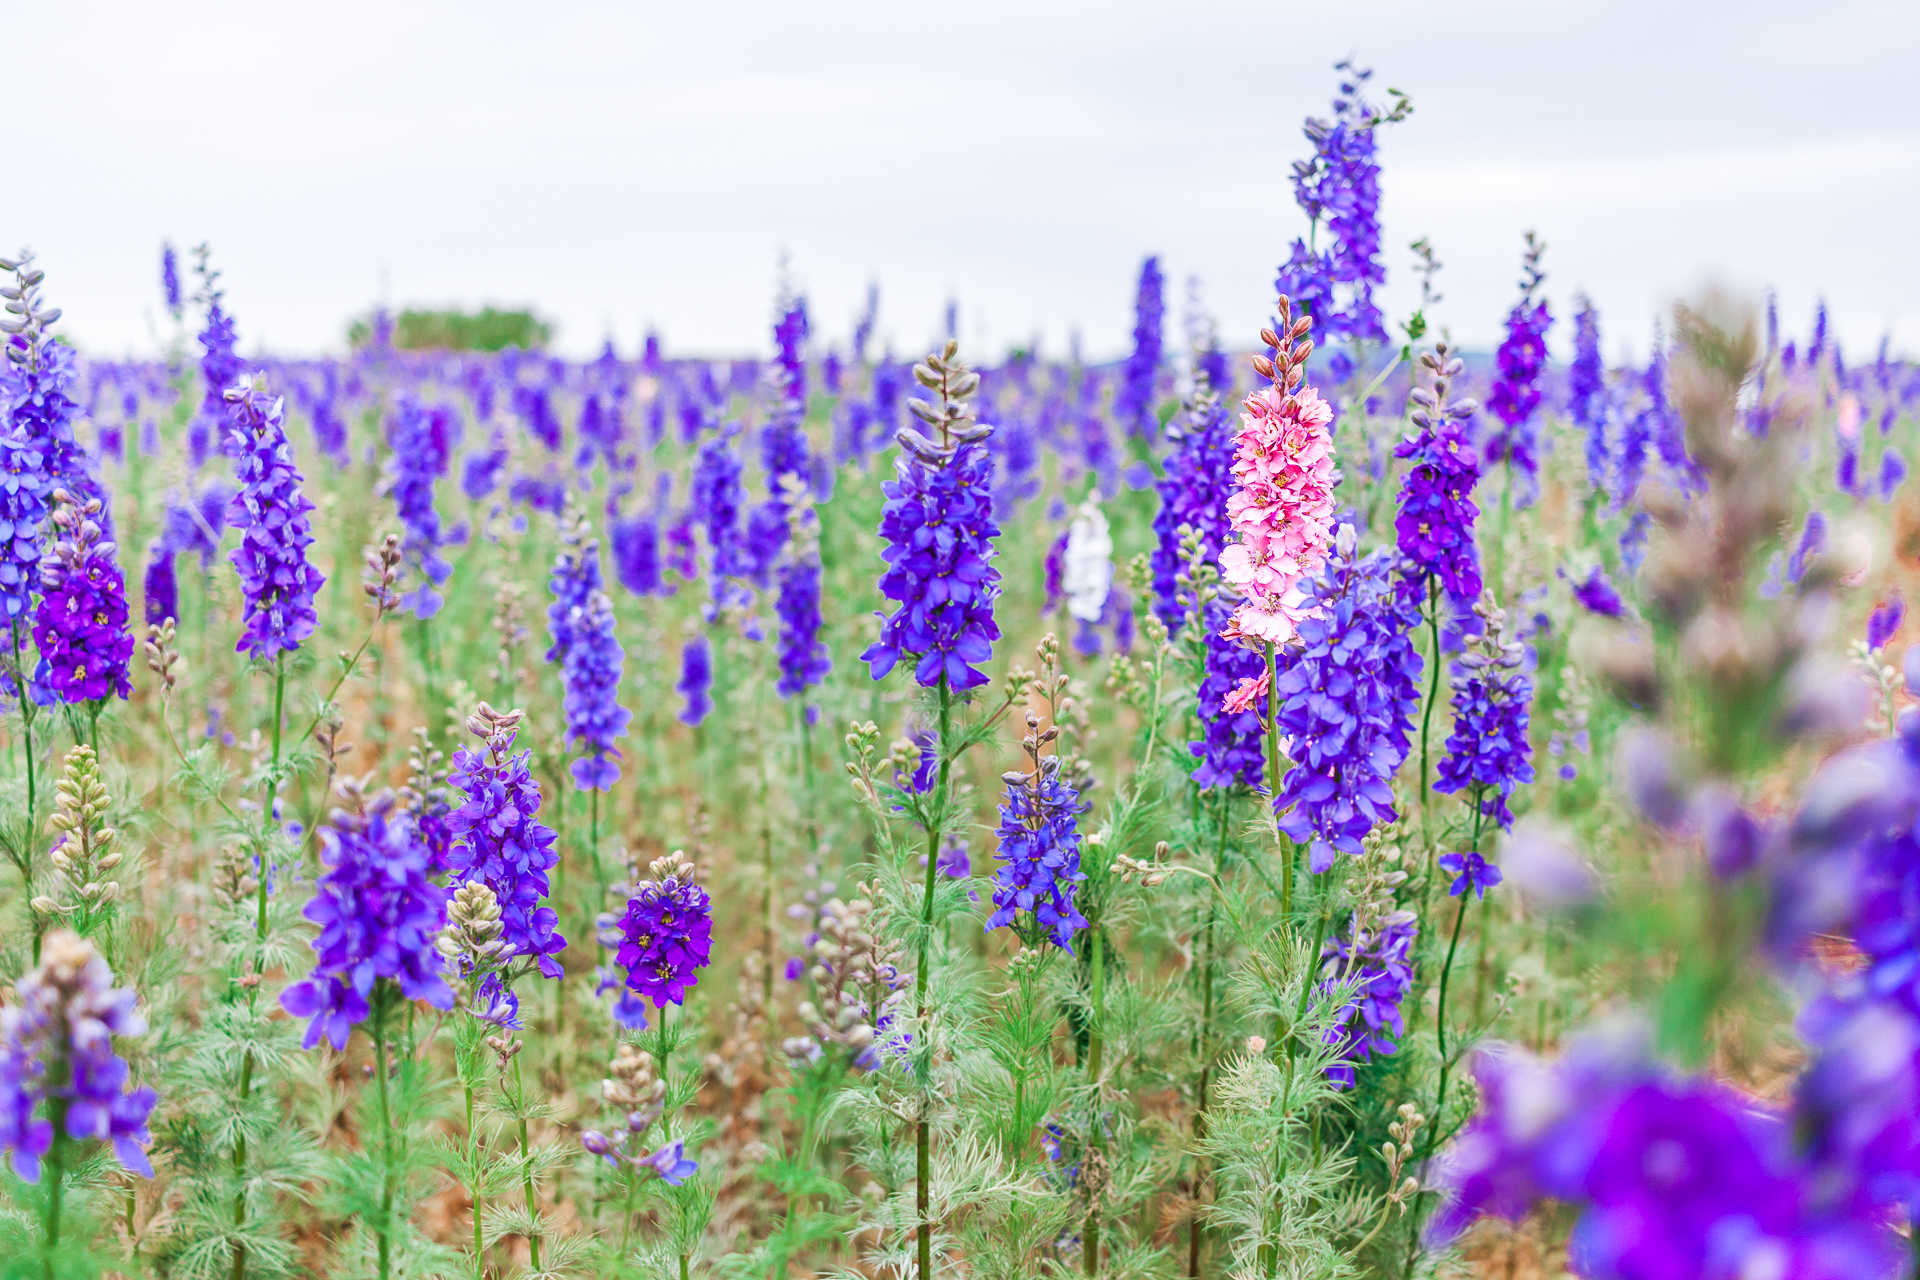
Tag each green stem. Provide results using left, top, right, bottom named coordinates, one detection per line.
left=1188, top=796, right=1227, bottom=1280
left=467, top=1081, right=484, bottom=1280
left=1418, top=585, right=1443, bottom=916
left=374, top=992, right=395, bottom=1280
left=258, top=653, right=285, bottom=955
left=42, top=1117, right=66, bottom=1280
left=13, top=625, right=37, bottom=839
left=1263, top=641, right=1291, bottom=918
left=515, top=1056, right=541, bottom=1271
left=915, top=676, right=951, bottom=1280
left=1084, top=922, right=1106, bottom=1278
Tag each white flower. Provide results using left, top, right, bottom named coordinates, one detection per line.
left=1063, top=499, right=1113, bottom=623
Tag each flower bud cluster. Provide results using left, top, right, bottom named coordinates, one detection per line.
left=786, top=885, right=911, bottom=1071
left=32, top=746, right=123, bottom=923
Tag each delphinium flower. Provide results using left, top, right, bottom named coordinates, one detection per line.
left=1434, top=593, right=1536, bottom=831
left=860, top=341, right=1002, bottom=692
left=1266, top=526, right=1425, bottom=872
left=189, top=247, right=243, bottom=471
left=1150, top=383, right=1235, bottom=636
left=3, top=253, right=106, bottom=523
left=32, top=489, right=134, bottom=705
left=688, top=424, right=752, bottom=614
left=160, top=242, right=182, bottom=320
left=1272, top=62, right=1407, bottom=360
left=773, top=501, right=831, bottom=699
left=280, top=791, right=455, bottom=1050
left=0, top=929, right=157, bottom=1182
left=1218, top=302, right=1339, bottom=648
left=1316, top=908, right=1418, bottom=1089
left=614, top=849, right=714, bottom=1009
left=676, top=634, right=712, bottom=726
left=1063, top=496, right=1113, bottom=656
left=383, top=397, right=455, bottom=617
left=463, top=428, right=510, bottom=502
left=1868, top=591, right=1904, bottom=653
left=1572, top=564, right=1627, bottom=619
left=986, top=710, right=1090, bottom=951
left=221, top=373, right=325, bottom=659
left=1116, top=255, right=1164, bottom=438
left=1393, top=342, right=1483, bottom=607
left=0, top=425, right=48, bottom=629
left=1191, top=597, right=1268, bottom=790
left=446, top=703, right=566, bottom=978
left=578, top=1042, right=697, bottom=1185
left=1428, top=1033, right=1901, bottom=1278
left=139, top=482, right=231, bottom=626
left=1880, top=450, right=1908, bottom=502
left=561, top=591, right=631, bottom=791
left=610, top=502, right=663, bottom=599
left=1438, top=848, right=1502, bottom=899
left=1482, top=233, right=1552, bottom=507
left=1569, top=295, right=1609, bottom=498
left=544, top=498, right=602, bottom=664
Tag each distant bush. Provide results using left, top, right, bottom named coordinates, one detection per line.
left=347, top=306, right=553, bottom=351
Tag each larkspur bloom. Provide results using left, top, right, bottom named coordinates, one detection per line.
left=1149, top=384, right=1236, bottom=635
left=1269, top=529, right=1425, bottom=871
left=1439, top=849, right=1503, bottom=899
left=1116, top=255, right=1164, bottom=438
left=1062, top=497, right=1113, bottom=625
left=3, top=254, right=108, bottom=536
left=861, top=343, right=1002, bottom=692
left=0, top=930, right=158, bottom=1182
left=773, top=510, right=831, bottom=698
left=1429, top=1032, right=1900, bottom=1280
left=1273, top=62, right=1399, bottom=354
left=1572, top=565, right=1627, bottom=619
left=280, top=793, right=455, bottom=1051
left=383, top=397, right=457, bottom=618
left=189, top=256, right=243, bottom=471
left=1218, top=379, right=1339, bottom=646
left=545, top=500, right=604, bottom=665
left=1868, top=590, right=1904, bottom=652
left=447, top=706, right=567, bottom=977
left=688, top=424, right=751, bottom=612
left=1316, top=909, right=1418, bottom=1089
left=561, top=591, right=632, bottom=790
left=1189, top=599, right=1268, bottom=789
left=1434, top=595, right=1536, bottom=831
left=985, top=744, right=1090, bottom=952
left=32, top=491, right=134, bottom=704
left=221, top=374, right=325, bottom=658
left=615, top=852, right=714, bottom=1009
left=160, top=243, right=182, bottom=318
left=1483, top=235, right=1552, bottom=506
left=0, top=426, right=49, bottom=626
left=676, top=634, right=713, bottom=726
left=1569, top=295, right=1610, bottom=497
left=1393, top=344, right=1483, bottom=605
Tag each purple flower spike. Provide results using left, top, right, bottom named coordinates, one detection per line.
left=222, top=374, right=325, bottom=659
left=280, top=793, right=454, bottom=1050
left=1868, top=590, right=1905, bottom=653
left=561, top=591, right=631, bottom=792
left=32, top=490, right=134, bottom=705
left=1151, top=382, right=1236, bottom=637
left=615, top=854, right=713, bottom=1009
left=1316, top=910, right=1418, bottom=1088
left=1904, top=643, right=1920, bottom=697
left=1439, top=850, right=1503, bottom=899
left=383, top=397, right=457, bottom=619
left=1273, top=533, right=1425, bottom=872
left=676, top=635, right=712, bottom=727
left=859, top=347, right=1001, bottom=692
left=986, top=752, right=1089, bottom=952
left=447, top=709, right=567, bottom=979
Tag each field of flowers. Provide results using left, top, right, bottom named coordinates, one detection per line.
left=3, top=62, right=1919, bottom=1280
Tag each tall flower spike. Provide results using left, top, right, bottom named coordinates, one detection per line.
left=222, top=372, right=326, bottom=659
left=33, top=488, right=134, bottom=705
left=188, top=246, right=242, bottom=471
left=0, top=929, right=157, bottom=1181
left=561, top=590, right=631, bottom=790
left=1483, top=233, right=1553, bottom=507
left=614, top=849, right=714, bottom=1008
left=860, top=340, right=1002, bottom=691
left=1150, top=382, right=1236, bottom=636
left=1271, top=527, right=1425, bottom=871
left=447, top=704, right=567, bottom=978
left=280, top=792, right=455, bottom=1050
left=773, top=488, right=831, bottom=699
left=4, top=252, right=108, bottom=525
left=1393, top=342, right=1484, bottom=605
left=0, top=422, right=49, bottom=627
left=1219, top=296, right=1339, bottom=647
left=383, top=396, right=456, bottom=618
left=30, top=744, right=125, bottom=927
left=986, top=711, right=1090, bottom=951
left=1434, top=592, right=1536, bottom=830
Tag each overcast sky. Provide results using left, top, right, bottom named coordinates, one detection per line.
left=13, top=0, right=1919, bottom=364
